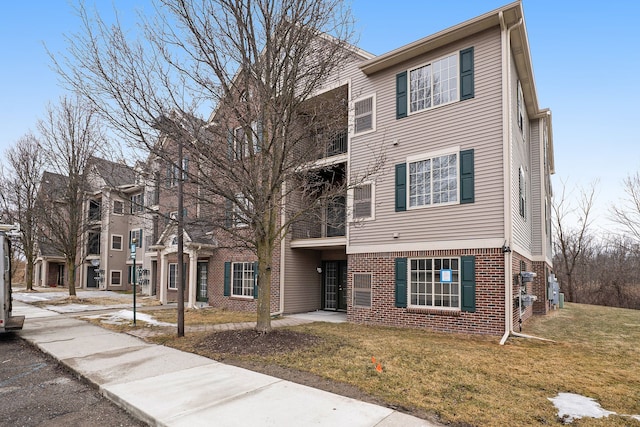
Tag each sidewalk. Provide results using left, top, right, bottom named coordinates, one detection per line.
left=13, top=301, right=439, bottom=427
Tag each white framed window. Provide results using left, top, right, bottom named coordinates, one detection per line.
left=519, top=167, right=526, bottom=219
left=407, top=148, right=459, bottom=208
left=113, top=200, right=124, bottom=215
left=352, top=183, right=374, bottom=220
left=409, top=257, right=460, bottom=309
left=233, top=122, right=261, bottom=160
left=129, top=229, right=142, bottom=248
left=130, top=193, right=144, bottom=213
left=110, top=270, right=122, bottom=286
left=168, top=263, right=177, bottom=290
left=353, top=273, right=372, bottom=308
left=111, top=234, right=123, bottom=251
left=232, top=262, right=255, bottom=298
left=232, top=193, right=252, bottom=228
left=353, top=95, right=375, bottom=134
left=517, top=80, right=524, bottom=137
left=409, top=53, right=458, bottom=114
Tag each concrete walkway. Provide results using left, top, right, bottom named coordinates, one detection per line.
left=13, top=302, right=439, bottom=427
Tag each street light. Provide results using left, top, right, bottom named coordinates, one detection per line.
left=130, top=238, right=137, bottom=326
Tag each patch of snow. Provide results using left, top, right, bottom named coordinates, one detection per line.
left=549, top=393, right=615, bottom=423
left=84, top=310, right=175, bottom=327
left=45, top=303, right=133, bottom=313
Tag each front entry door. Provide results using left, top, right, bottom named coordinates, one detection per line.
left=196, top=261, right=208, bottom=302
left=86, top=265, right=98, bottom=288
left=323, top=260, right=347, bottom=311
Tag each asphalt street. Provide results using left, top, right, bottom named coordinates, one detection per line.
left=0, top=332, right=146, bottom=427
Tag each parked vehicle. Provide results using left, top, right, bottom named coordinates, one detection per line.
left=1, top=224, right=24, bottom=333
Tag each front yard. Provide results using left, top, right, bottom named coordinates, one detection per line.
left=148, top=303, right=640, bottom=426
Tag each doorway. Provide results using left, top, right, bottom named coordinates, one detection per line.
left=86, top=265, right=98, bottom=288
left=323, top=260, right=347, bottom=311
left=196, top=261, right=208, bottom=302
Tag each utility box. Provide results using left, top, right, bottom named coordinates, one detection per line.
left=559, top=293, right=564, bottom=309
left=548, top=274, right=560, bottom=306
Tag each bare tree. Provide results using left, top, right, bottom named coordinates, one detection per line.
left=52, top=0, right=376, bottom=333
left=36, top=96, right=104, bottom=297
left=611, top=172, right=640, bottom=243
left=552, top=180, right=597, bottom=303
left=0, top=133, right=46, bottom=290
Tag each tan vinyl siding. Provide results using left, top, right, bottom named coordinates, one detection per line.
left=510, top=54, right=534, bottom=254
left=529, top=119, right=542, bottom=255
left=282, top=240, right=322, bottom=313
left=349, top=27, right=504, bottom=248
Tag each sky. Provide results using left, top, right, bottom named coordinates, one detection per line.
left=1, top=1, right=639, bottom=233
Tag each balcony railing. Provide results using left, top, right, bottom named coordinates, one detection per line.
left=291, top=197, right=345, bottom=240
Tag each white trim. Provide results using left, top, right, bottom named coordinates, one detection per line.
left=291, top=236, right=347, bottom=249
left=111, top=234, right=123, bottom=251
left=406, top=145, right=460, bottom=164
left=346, top=238, right=505, bottom=254
left=352, top=93, right=376, bottom=136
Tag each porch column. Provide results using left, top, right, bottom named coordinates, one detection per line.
left=42, top=260, right=49, bottom=287
left=159, top=250, right=167, bottom=305
left=188, top=250, right=197, bottom=308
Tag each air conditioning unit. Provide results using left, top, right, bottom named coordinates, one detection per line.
left=520, top=271, right=537, bottom=283
left=521, top=294, right=538, bottom=307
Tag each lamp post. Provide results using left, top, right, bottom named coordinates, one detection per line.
left=131, top=238, right=137, bottom=326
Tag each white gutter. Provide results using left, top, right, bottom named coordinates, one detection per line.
left=499, top=12, right=523, bottom=346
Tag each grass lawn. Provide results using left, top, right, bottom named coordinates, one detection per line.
left=155, top=303, right=640, bottom=426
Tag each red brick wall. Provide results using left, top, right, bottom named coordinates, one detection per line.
left=347, top=248, right=506, bottom=335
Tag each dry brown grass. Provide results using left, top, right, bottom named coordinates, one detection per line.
left=143, top=307, right=256, bottom=326
left=157, top=303, right=640, bottom=426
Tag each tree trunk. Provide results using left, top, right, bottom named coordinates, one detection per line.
left=25, top=260, right=34, bottom=291
left=67, top=260, right=77, bottom=297
left=255, top=240, right=273, bottom=333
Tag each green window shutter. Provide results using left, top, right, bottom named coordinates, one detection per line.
left=460, top=47, right=474, bottom=100
left=396, top=71, right=407, bottom=119
left=460, top=149, right=475, bottom=204
left=253, top=261, right=259, bottom=299
left=223, top=261, right=231, bottom=296
left=395, top=163, right=407, bottom=212
left=395, top=257, right=407, bottom=308
left=139, top=229, right=143, bottom=247
left=461, top=255, right=476, bottom=312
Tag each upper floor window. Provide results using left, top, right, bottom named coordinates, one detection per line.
left=111, top=234, right=123, bottom=251
left=354, top=95, right=375, bottom=134
left=517, top=80, right=525, bottom=139
left=87, top=231, right=101, bottom=255
left=130, top=193, right=144, bottom=213
left=232, top=121, right=261, bottom=160
left=396, top=47, right=473, bottom=120
left=113, top=200, right=124, bottom=215
left=129, top=229, right=143, bottom=248
left=409, top=151, right=458, bottom=208
left=519, top=167, right=526, bottom=219
left=409, top=53, right=458, bottom=113
left=88, top=200, right=101, bottom=221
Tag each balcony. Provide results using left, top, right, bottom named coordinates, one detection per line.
left=88, top=200, right=101, bottom=222
left=291, top=196, right=345, bottom=245
left=321, top=130, right=347, bottom=159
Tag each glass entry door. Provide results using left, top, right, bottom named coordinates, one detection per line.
left=323, top=260, right=347, bottom=311
left=196, top=261, right=208, bottom=302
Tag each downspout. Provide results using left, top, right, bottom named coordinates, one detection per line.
left=499, top=12, right=523, bottom=345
